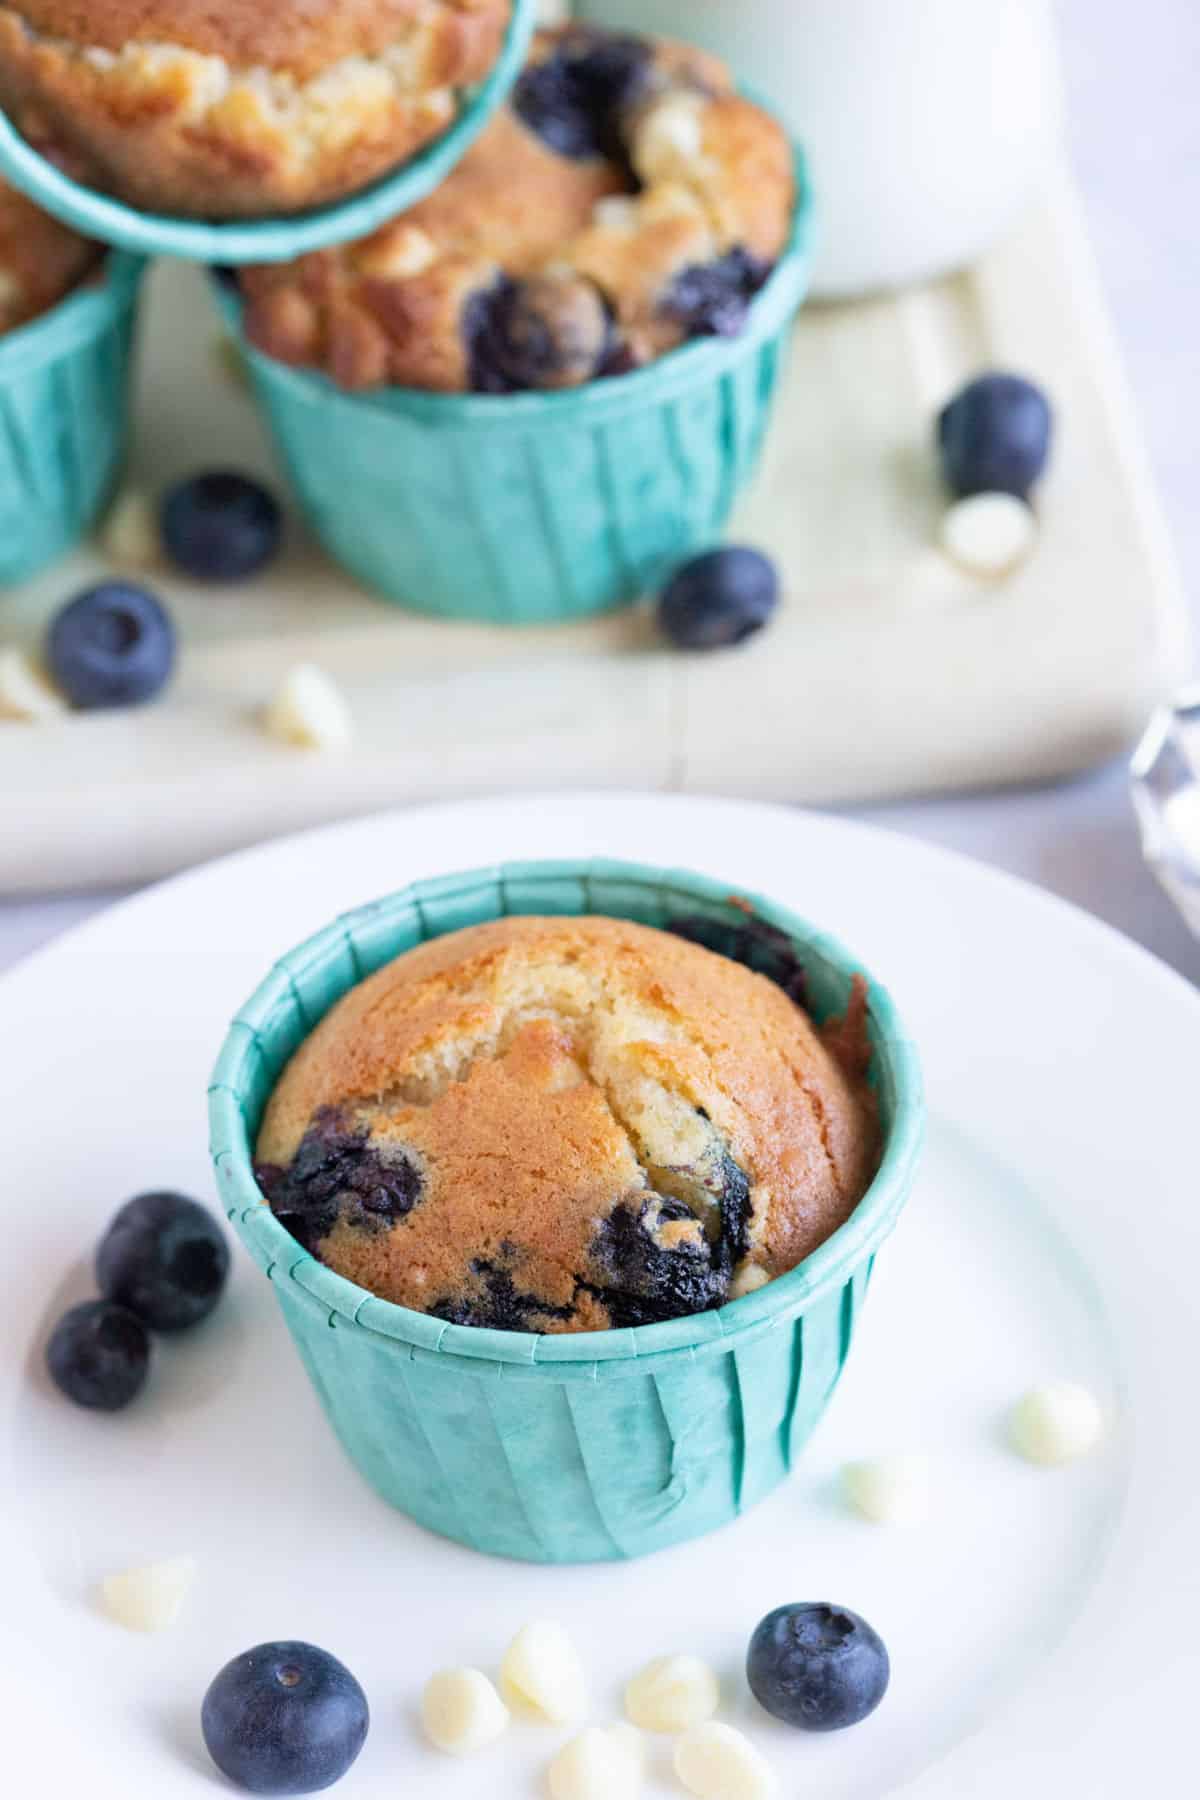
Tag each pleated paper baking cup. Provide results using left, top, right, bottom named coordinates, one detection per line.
left=210, top=860, right=923, bottom=1564
left=0, top=0, right=537, bottom=266
left=0, top=252, right=144, bottom=586
left=212, top=148, right=813, bottom=623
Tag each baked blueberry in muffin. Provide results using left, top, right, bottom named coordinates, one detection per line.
left=254, top=914, right=877, bottom=1334
left=0, top=1, right=513, bottom=219
left=238, top=24, right=796, bottom=391
left=0, top=175, right=103, bottom=333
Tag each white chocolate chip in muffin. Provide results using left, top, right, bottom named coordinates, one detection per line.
left=99, top=1555, right=196, bottom=1633
left=940, top=492, right=1037, bottom=578
left=354, top=225, right=438, bottom=280
left=99, top=488, right=160, bottom=569
left=548, top=1724, right=643, bottom=1800
left=500, top=1619, right=588, bottom=1725
left=842, top=1454, right=931, bottom=1526
left=0, top=649, right=67, bottom=721
left=264, top=663, right=353, bottom=752
left=592, top=195, right=639, bottom=234
left=674, top=1722, right=777, bottom=1800
left=421, top=1667, right=509, bottom=1754
left=1009, top=1382, right=1106, bottom=1467
left=633, top=91, right=706, bottom=183
left=625, top=1654, right=719, bottom=1733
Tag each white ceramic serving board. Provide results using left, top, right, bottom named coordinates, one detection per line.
left=0, top=166, right=1189, bottom=894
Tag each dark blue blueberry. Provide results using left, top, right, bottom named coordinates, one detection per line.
left=201, top=1641, right=369, bottom=1795
left=161, top=471, right=282, bottom=582
left=47, top=582, right=175, bottom=709
left=663, top=247, right=771, bottom=339
left=658, top=547, right=780, bottom=651
left=513, top=31, right=652, bottom=160
left=257, top=1108, right=423, bottom=1257
left=432, top=1258, right=577, bottom=1332
left=668, top=912, right=808, bottom=1007
left=747, top=1603, right=890, bottom=1732
left=45, top=1299, right=151, bottom=1411
left=587, top=1195, right=730, bottom=1328
left=937, top=372, right=1053, bottom=499
left=96, top=1192, right=230, bottom=1333
left=466, top=274, right=614, bottom=393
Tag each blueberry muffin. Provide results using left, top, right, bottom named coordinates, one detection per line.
left=0, top=174, right=102, bottom=332
left=254, top=913, right=878, bottom=1334
left=0, top=1, right=512, bottom=219
left=238, top=24, right=796, bottom=391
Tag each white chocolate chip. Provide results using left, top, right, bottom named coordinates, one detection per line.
left=500, top=1619, right=588, bottom=1725
left=730, top=1264, right=771, bottom=1300
left=0, top=649, right=67, bottom=721
left=592, top=196, right=639, bottom=234
left=1009, top=1382, right=1105, bottom=1467
left=624, top=1655, right=719, bottom=1733
left=940, top=492, right=1037, bottom=577
left=548, top=1724, right=643, bottom=1800
left=99, top=1556, right=196, bottom=1633
left=421, top=1668, right=509, bottom=1755
left=99, top=488, right=160, bottom=568
left=674, top=1723, right=777, bottom=1800
left=634, top=91, right=706, bottom=183
left=263, top=663, right=353, bottom=752
left=354, top=224, right=437, bottom=280
left=842, top=1453, right=931, bottom=1526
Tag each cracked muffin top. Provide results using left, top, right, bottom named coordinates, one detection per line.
left=0, top=0, right=512, bottom=219
left=0, top=176, right=103, bottom=333
left=254, top=913, right=879, bottom=1335
left=238, top=23, right=795, bottom=391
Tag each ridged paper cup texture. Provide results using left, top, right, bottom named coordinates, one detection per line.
left=0, top=0, right=537, bottom=265
left=210, top=859, right=923, bottom=1564
left=0, top=251, right=144, bottom=586
left=213, top=145, right=813, bottom=623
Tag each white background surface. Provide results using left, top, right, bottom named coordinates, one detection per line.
left=8, top=794, right=1200, bottom=1797
left=1, top=0, right=1197, bottom=982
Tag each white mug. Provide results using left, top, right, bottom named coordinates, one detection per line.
left=571, top=0, right=1063, bottom=297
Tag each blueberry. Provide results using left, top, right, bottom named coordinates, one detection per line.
left=96, top=1192, right=230, bottom=1333
left=47, top=582, right=175, bottom=709
left=588, top=1195, right=730, bottom=1327
left=658, top=547, right=779, bottom=650
left=161, top=471, right=282, bottom=582
left=201, top=1641, right=369, bottom=1795
left=747, top=1603, right=890, bottom=1732
left=45, top=1299, right=151, bottom=1411
left=663, top=247, right=772, bottom=339
left=513, top=32, right=652, bottom=160
left=937, top=372, right=1053, bottom=499
left=257, top=1108, right=423, bottom=1257
left=465, top=274, right=614, bottom=393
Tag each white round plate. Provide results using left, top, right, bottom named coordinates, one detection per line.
left=5, top=794, right=1198, bottom=1798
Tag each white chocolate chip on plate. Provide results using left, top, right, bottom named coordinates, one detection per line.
left=842, top=1453, right=932, bottom=1526
left=674, top=1722, right=777, bottom=1800
left=624, top=1654, right=719, bottom=1733
left=940, top=492, right=1037, bottom=577
left=0, top=649, right=67, bottom=722
left=421, top=1667, right=509, bottom=1755
left=263, top=663, right=353, bottom=752
left=500, top=1619, right=588, bottom=1725
left=1009, top=1381, right=1106, bottom=1466
left=548, top=1724, right=643, bottom=1800
left=99, top=488, right=160, bottom=568
left=98, top=1555, right=196, bottom=1633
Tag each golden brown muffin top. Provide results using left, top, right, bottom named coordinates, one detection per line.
left=0, top=176, right=102, bottom=332
left=9, top=1, right=495, bottom=78
left=256, top=915, right=878, bottom=1332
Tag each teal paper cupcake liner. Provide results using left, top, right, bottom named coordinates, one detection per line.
left=210, top=859, right=924, bottom=1564
left=214, top=145, right=813, bottom=623
left=0, top=0, right=537, bottom=265
left=0, top=252, right=144, bottom=586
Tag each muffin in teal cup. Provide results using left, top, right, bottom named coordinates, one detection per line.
left=216, top=24, right=813, bottom=622
left=209, top=860, right=923, bottom=1564
left=0, top=178, right=143, bottom=585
